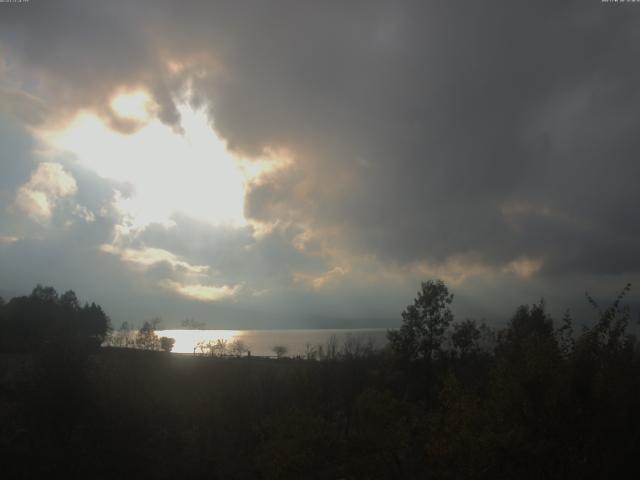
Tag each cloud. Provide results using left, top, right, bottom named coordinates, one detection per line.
left=22, top=162, right=77, bottom=197
left=0, top=236, right=18, bottom=245
left=99, top=244, right=209, bottom=275
left=0, top=87, right=49, bottom=124
left=294, top=266, right=349, bottom=290
left=504, top=257, right=544, bottom=279
left=160, top=280, right=240, bottom=302
left=35, top=104, right=254, bottom=229
left=1, top=1, right=639, bottom=326
left=15, top=162, right=77, bottom=221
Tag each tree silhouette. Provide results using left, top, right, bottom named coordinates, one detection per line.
left=160, top=336, right=176, bottom=352
left=272, top=345, right=288, bottom=358
left=136, top=318, right=161, bottom=350
left=229, top=339, right=248, bottom=356
left=0, top=285, right=110, bottom=352
left=387, top=279, right=454, bottom=361
left=1, top=281, right=640, bottom=478
left=451, top=319, right=482, bottom=357
left=108, top=321, right=133, bottom=348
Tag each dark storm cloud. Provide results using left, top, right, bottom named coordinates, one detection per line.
left=0, top=0, right=181, bottom=131
left=1, top=0, right=640, bottom=323
left=194, top=0, right=640, bottom=277
left=0, top=113, right=35, bottom=196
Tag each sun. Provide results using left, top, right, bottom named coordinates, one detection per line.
left=37, top=92, right=260, bottom=229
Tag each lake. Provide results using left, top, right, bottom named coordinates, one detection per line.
left=156, top=328, right=390, bottom=356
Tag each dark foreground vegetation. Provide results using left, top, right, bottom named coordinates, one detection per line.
left=1, top=281, right=640, bottom=479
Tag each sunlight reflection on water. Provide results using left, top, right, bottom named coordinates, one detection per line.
left=155, top=329, right=389, bottom=356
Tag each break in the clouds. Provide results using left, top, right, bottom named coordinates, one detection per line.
left=1, top=0, right=639, bottom=327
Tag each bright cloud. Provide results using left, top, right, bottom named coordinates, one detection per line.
left=505, top=257, right=544, bottom=279
left=110, top=90, right=153, bottom=122
left=15, top=162, right=78, bottom=221
left=100, top=244, right=209, bottom=274
left=161, top=280, right=240, bottom=302
left=31, top=95, right=294, bottom=306
left=0, top=236, right=19, bottom=245
left=294, top=265, right=349, bottom=290
left=38, top=101, right=263, bottom=230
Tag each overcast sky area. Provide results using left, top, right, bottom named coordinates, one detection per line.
left=1, top=0, right=639, bottom=329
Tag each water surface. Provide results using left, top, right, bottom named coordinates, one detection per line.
left=156, top=328, right=389, bottom=356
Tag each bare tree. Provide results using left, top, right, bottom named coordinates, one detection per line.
left=229, top=339, right=248, bottom=357
left=272, top=345, right=288, bottom=359
left=136, top=318, right=161, bottom=350
left=160, top=336, right=176, bottom=353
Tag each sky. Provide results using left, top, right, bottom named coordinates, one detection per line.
left=1, top=0, right=639, bottom=329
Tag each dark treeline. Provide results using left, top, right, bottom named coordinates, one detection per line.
left=1, top=281, right=640, bottom=479
left=0, top=285, right=110, bottom=352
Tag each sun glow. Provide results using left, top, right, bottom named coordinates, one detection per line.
left=156, top=329, right=241, bottom=354
left=39, top=99, right=258, bottom=229
left=33, top=92, right=293, bottom=301
left=110, top=90, right=152, bottom=121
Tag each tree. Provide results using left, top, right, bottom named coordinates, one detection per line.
left=0, top=285, right=111, bottom=352
left=272, top=345, right=288, bottom=359
left=317, top=334, right=339, bottom=360
left=451, top=319, right=482, bottom=357
left=106, top=321, right=129, bottom=348
left=60, top=290, right=80, bottom=310
left=211, top=339, right=228, bottom=356
left=31, top=284, right=59, bottom=303
left=160, top=336, right=176, bottom=353
left=495, top=301, right=559, bottom=397
left=387, top=279, right=454, bottom=361
left=78, top=302, right=111, bottom=347
left=341, top=334, right=375, bottom=359
left=136, top=318, right=161, bottom=350
left=229, top=339, right=248, bottom=357
left=497, top=301, right=556, bottom=358
left=584, top=283, right=633, bottom=353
